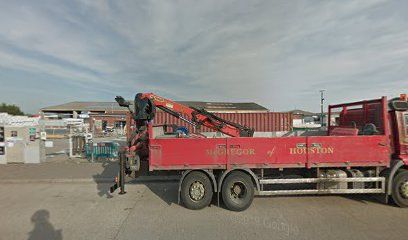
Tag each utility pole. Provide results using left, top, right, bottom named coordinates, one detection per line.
left=320, top=90, right=325, bottom=127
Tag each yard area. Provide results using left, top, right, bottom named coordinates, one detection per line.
left=1, top=138, right=408, bottom=240
left=1, top=181, right=407, bottom=240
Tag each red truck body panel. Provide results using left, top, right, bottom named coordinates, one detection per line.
left=305, top=135, right=389, bottom=167
left=149, top=135, right=390, bottom=171
left=149, top=138, right=227, bottom=170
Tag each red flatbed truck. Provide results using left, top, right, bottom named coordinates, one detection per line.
left=111, top=93, right=408, bottom=211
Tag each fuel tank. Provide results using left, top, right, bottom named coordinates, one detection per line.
left=318, top=169, right=348, bottom=189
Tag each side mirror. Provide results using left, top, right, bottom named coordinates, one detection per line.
left=389, top=100, right=408, bottom=111
left=115, top=96, right=130, bottom=107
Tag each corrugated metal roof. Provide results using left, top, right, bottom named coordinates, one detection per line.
left=177, top=101, right=268, bottom=113
left=42, top=100, right=269, bottom=113
left=41, top=102, right=123, bottom=112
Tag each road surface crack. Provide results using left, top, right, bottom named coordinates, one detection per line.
left=112, top=188, right=148, bottom=240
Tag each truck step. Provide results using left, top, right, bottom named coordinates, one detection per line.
left=259, top=177, right=385, bottom=184
left=258, top=188, right=384, bottom=196
left=258, top=177, right=385, bottom=195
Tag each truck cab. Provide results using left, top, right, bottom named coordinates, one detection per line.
left=390, top=95, right=408, bottom=162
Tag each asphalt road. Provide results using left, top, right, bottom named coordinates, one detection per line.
left=1, top=181, right=408, bottom=240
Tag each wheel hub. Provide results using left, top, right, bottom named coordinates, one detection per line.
left=189, top=181, right=205, bottom=201
left=400, top=181, right=408, bottom=199
left=233, top=184, right=242, bottom=195
left=231, top=182, right=246, bottom=199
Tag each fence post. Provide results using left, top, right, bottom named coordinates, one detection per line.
left=91, top=143, right=94, bottom=163
left=68, top=135, right=73, bottom=158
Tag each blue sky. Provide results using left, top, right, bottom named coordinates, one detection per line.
left=0, top=0, right=407, bottom=114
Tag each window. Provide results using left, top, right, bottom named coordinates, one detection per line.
left=114, top=121, right=126, bottom=128
left=405, top=114, right=408, bottom=135
left=102, top=121, right=108, bottom=130
left=0, top=127, right=4, bottom=142
left=11, top=131, right=17, bottom=137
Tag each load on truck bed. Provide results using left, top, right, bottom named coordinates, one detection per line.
left=111, top=93, right=408, bottom=211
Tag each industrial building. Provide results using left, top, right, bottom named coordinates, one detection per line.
left=41, top=100, right=292, bottom=135
left=289, top=109, right=338, bottom=129
left=41, top=100, right=269, bottom=116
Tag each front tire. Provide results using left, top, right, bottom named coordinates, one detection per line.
left=391, top=170, right=408, bottom=207
left=221, top=171, right=254, bottom=211
left=180, top=171, right=213, bottom=210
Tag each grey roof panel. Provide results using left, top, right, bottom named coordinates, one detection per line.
left=177, top=101, right=268, bottom=112
left=42, top=100, right=269, bottom=113
left=41, top=102, right=124, bottom=112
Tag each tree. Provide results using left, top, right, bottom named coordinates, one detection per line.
left=0, top=103, right=25, bottom=116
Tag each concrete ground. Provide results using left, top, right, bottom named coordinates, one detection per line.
left=1, top=181, right=408, bottom=240
left=0, top=138, right=120, bottom=182
left=0, top=161, right=117, bottom=181
left=1, top=138, right=408, bottom=240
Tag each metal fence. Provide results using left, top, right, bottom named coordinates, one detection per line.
left=85, top=142, right=119, bottom=161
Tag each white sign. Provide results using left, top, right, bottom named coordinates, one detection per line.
left=40, top=132, right=47, bottom=140
left=45, top=141, right=54, bottom=148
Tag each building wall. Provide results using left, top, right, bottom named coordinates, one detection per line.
left=44, top=109, right=293, bottom=137
left=0, top=126, right=44, bottom=164
left=89, top=113, right=127, bottom=134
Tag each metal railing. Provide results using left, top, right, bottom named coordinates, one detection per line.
left=85, top=142, right=119, bottom=162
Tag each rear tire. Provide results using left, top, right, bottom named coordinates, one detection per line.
left=221, top=171, right=254, bottom=212
left=391, top=170, right=408, bottom=207
left=180, top=171, right=213, bottom=210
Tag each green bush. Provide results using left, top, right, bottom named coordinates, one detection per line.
left=0, top=103, right=24, bottom=116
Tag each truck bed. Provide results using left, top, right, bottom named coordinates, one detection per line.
left=148, top=96, right=391, bottom=171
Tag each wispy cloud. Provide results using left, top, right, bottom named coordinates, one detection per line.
left=0, top=0, right=407, bottom=113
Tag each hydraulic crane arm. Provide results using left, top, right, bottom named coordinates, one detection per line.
left=116, top=93, right=254, bottom=137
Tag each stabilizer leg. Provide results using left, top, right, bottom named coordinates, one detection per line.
left=119, top=151, right=127, bottom=194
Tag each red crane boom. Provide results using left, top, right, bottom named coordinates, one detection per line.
left=116, top=93, right=254, bottom=137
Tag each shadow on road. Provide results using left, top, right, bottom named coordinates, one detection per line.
left=342, top=194, right=389, bottom=206
left=144, top=181, right=179, bottom=205
left=258, top=193, right=389, bottom=207
left=97, top=157, right=179, bottom=205
left=28, top=209, right=62, bottom=240
left=126, top=175, right=179, bottom=206
left=93, top=160, right=118, bottom=198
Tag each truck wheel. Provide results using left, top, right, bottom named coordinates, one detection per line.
left=391, top=170, right=408, bottom=207
left=221, top=171, right=254, bottom=212
left=180, top=171, right=213, bottom=210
